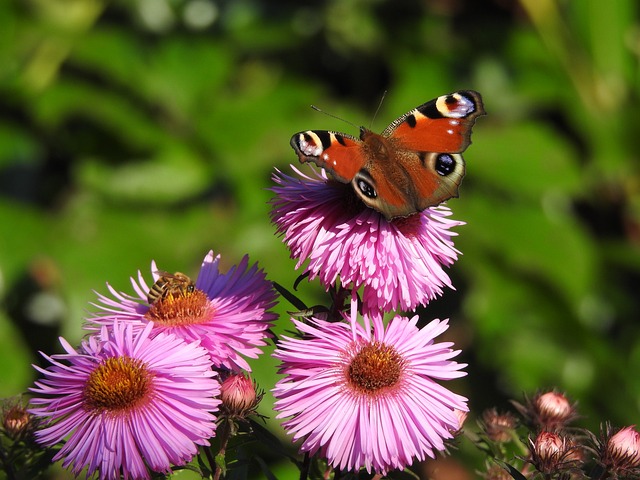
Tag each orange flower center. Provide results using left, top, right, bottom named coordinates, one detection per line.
left=347, top=341, right=403, bottom=394
left=144, top=289, right=212, bottom=326
left=83, top=356, right=151, bottom=412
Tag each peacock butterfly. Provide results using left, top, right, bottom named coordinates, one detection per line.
left=290, top=90, right=485, bottom=220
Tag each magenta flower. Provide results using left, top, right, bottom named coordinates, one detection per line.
left=87, top=251, right=278, bottom=371
left=270, top=166, right=463, bottom=314
left=29, top=322, right=220, bottom=480
left=272, top=309, right=468, bottom=474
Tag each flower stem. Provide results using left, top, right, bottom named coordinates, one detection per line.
left=510, top=430, right=530, bottom=457
left=299, top=451, right=310, bottom=480
left=213, top=419, right=232, bottom=480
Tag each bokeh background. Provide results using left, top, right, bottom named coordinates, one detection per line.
left=1, top=0, right=639, bottom=478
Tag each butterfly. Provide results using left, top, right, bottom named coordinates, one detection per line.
left=290, top=90, right=485, bottom=220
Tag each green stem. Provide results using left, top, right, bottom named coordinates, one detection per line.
left=510, top=430, right=530, bottom=457
left=213, top=420, right=232, bottom=480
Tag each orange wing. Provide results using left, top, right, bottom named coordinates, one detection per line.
left=290, top=130, right=365, bottom=183
left=383, top=90, right=485, bottom=153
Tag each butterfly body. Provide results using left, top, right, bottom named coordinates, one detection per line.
left=291, top=90, right=484, bottom=220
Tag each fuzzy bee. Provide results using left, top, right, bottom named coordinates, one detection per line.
left=147, top=271, right=195, bottom=305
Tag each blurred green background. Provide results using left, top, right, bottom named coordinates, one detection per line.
left=1, top=0, right=639, bottom=477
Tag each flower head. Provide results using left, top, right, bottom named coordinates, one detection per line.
left=608, top=426, right=640, bottom=468
left=595, top=425, right=640, bottom=476
left=479, top=408, right=518, bottom=443
left=88, top=251, right=278, bottom=371
left=29, top=322, right=220, bottom=480
left=1, top=398, right=37, bottom=441
left=219, top=373, right=262, bottom=419
left=272, top=309, right=467, bottom=474
left=512, top=390, right=578, bottom=432
left=270, top=167, right=463, bottom=314
left=529, top=431, right=582, bottom=475
left=452, top=409, right=469, bottom=435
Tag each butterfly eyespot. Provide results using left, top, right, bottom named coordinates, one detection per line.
left=436, top=92, right=475, bottom=118
left=435, top=154, right=456, bottom=176
left=356, top=179, right=377, bottom=199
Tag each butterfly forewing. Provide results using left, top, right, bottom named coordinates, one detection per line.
left=290, top=130, right=364, bottom=183
left=384, top=91, right=484, bottom=153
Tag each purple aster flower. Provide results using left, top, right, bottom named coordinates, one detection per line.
left=272, top=307, right=468, bottom=474
left=270, top=166, right=463, bottom=314
left=87, top=251, right=278, bottom=371
left=29, top=322, right=220, bottom=480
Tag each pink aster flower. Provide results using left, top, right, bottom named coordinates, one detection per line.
left=270, top=166, right=463, bottom=314
left=29, top=322, right=220, bottom=480
left=272, top=308, right=468, bottom=474
left=87, top=251, right=278, bottom=371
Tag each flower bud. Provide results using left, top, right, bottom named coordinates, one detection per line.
left=529, top=431, right=581, bottom=475
left=603, top=425, right=640, bottom=473
left=513, top=390, right=577, bottom=431
left=535, top=391, right=575, bottom=425
left=452, top=409, right=468, bottom=434
left=2, top=400, right=34, bottom=440
left=220, top=373, right=261, bottom=418
left=480, top=408, right=518, bottom=443
left=533, top=431, right=564, bottom=466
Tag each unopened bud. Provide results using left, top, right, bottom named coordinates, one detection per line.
left=480, top=408, right=517, bottom=443
left=529, top=431, right=581, bottom=475
left=453, top=409, right=468, bottom=434
left=535, top=391, right=575, bottom=426
left=2, top=400, right=34, bottom=440
left=534, top=431, right=564, bottom=464
left=220, top=373, right=261, bottom=418
left=605, top=426, right=640, bottom=470
left=513, top=390, right=577, bottom=431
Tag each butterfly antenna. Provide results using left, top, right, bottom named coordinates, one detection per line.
left=370, top=90, right=387, bottom=129
left=310, top=105, right=359, bottom=130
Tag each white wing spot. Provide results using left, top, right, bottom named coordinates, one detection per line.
left=299, top=136, right=323, bottom=157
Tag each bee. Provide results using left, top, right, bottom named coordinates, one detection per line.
left=147, top=271, right=195, bottom=305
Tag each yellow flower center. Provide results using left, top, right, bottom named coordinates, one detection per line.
left=83, top=356, right=151, bottom=412
left=144, top=289, right=212, bottom=326
left=347, top=341, right=403, bottom=394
